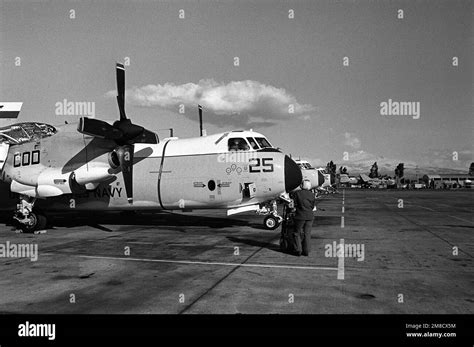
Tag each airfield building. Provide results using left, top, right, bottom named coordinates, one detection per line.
left=422, top=174, right=473, bottom=189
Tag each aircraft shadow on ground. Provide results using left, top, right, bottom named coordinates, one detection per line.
left=226, top=235, right=285, bottom=254
left=0, top=212, right=341, bottom=236
left=315, top=215, right=343, bottom=226
left=0, top=211, right=253, bottom=231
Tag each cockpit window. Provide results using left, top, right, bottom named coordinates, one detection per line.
left=297, top=162, right=314, bottom=170
left=228, top=138, right=250, bottom=151
left=0, top=122, right=57, bottom=145
left=246, top=137, right=260, bottom=150
left=255, top=137, right=272, bottom=148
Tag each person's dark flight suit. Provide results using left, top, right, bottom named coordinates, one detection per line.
left=291, top=189, right=316, bottom=256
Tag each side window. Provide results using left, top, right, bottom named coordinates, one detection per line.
left=246, top=137, right=260, bottom=150
left=22, top=152, right=30, bottom=166
left=228, top=138, right=250, bottom=151
left=32, top=150, right=40, bottom=164
left=14, top=153, right=21, bottom=167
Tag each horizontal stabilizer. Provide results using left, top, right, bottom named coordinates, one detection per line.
left=0, top=102, right=23, bottom=118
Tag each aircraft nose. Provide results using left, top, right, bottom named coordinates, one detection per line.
left=318, top=171, right=325, bottom=186
left=284, top=155, right=303, bottom=192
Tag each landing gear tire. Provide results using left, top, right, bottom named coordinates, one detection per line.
left=19, top=212, right=47, bottom=233
left=264, top=215, right=281, bottom=230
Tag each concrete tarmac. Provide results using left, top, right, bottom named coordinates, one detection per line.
left=0, top=189, right=472, bottom=314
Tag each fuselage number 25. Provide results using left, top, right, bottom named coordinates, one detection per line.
left=249, top=158, right=274, bottom=173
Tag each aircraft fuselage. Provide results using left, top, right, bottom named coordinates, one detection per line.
left=0, top=123, right=300, bottom=213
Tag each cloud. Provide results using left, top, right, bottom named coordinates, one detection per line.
left=344, top=132, right=361, bottom=149
left=416, top=148, right=473, bottom=171
left=106, top=79, right=315, bottom=127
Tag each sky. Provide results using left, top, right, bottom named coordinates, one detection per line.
left=1, top=0, right=472, bottom=175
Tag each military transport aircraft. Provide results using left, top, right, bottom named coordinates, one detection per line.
left=293, top=159, right=335, bottom=194
left=0, top=63, right=302, bottom=232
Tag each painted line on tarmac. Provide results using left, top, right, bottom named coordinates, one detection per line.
left=341, top=189, right=345, bottom=228
left=337, top=238, right=345, bottom=280
left=76, top=255, right=339, bottom=271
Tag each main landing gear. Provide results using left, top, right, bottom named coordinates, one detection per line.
left=13, top=196, right=47, bottom=233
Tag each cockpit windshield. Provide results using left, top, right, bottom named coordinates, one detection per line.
left=255, top=137, right=272, bottom=148
left=0, top=122, right=57, bottom=145
left=297, top=162, right=315, bottom=170
left=246, top=137, right=260, bottom=150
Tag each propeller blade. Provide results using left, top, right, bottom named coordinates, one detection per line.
left=78, top=117, right=123, bottom=140
left=116, top=63, right=126, bottom=121
left=76, top=63, right=158, bottom=147
left=116, top=145, right=134, bottom=204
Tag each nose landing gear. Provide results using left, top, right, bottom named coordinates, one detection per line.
left=263, top=214, right=282, bottom=230
left=258, top=196, right=293, bottom=230
left=13, top=196, right=47, bottom=233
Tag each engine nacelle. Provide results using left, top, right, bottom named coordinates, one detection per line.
left=36, top=168, right=74, bottom=196
left=73, top=165, right=113, bottom=186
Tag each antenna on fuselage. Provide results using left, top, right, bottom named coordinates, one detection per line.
left=158, top=128, right=174, bottom=137
left=198, top=104, right=205, bottom=136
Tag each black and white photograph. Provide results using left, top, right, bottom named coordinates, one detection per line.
left=0, top=0, right=472, bottom=343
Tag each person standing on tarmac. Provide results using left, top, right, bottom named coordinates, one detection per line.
left=291, top=179, right=316, bottom=256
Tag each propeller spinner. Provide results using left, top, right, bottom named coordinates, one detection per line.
left=77, top=63, right=157, bottom=204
